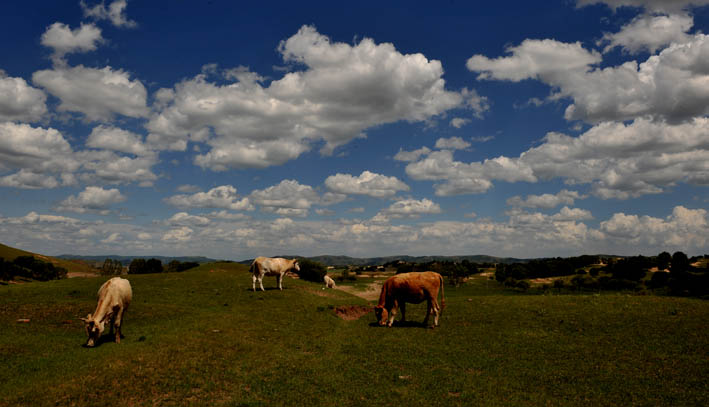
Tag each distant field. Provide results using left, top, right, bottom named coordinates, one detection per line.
left=0, top=262, right=707, bottom=406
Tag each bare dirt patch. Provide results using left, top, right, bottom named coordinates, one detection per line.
left=336, top=281, right=382, bottom=301
left=333, top=305, right=372, bottom=321
left=529, top=277, right=557, bottom=286
left=67, top=271, right=98, bottom=278
left=303, top=287, right=338, bottom=298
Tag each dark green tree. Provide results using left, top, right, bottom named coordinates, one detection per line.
left=128, top=258, right=147, bottom=274
left=146, top=258, right=163, bottom=274
left=657, top=251, right=671, bottom=270
left=671, top=251, right=690, bottom=274
left=296, top=259, right=327, bottom=283
left=101, top=258, right=123, bottom=275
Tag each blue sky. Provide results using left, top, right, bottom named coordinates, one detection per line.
left=1, top=0, right=708, bottom=260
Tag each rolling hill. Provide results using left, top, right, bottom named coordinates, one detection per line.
left=0, top=243, right=98, bottom=276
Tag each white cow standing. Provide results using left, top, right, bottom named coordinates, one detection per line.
left=80, top=277, right=132, bottom=347
left=323, top=274, right=336, bottom=289
left=250, top=257, right=300, bottom=291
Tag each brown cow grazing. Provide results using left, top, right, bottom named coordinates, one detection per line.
left=250, top=257, right=300, bottom=291
left=80, top=277, right=132, bottom=347
left=374, top=271, right=445, bottom=328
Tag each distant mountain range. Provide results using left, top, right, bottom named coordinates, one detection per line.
left=236, top=254, right=531, bottom=266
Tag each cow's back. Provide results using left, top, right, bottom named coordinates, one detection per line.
left=254, top=257, right=289, bottom=276
left=385, top=271, right=442, bottom=303
left=99, top=277, right=132, bottom=307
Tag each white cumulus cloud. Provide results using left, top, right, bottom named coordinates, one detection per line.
left=147, top=25, right=463, bottom=169
left=40, top=22, right=103, bottom=62
left=86, top=125, right=150, bottom=156
left=325, top=171, right=410, bottom=198
left=250, top=179, right=320, bottom=217
left=380, top=198, right=442, bottom=219
left=469, top=33, right=709, bottom=124
left=165, top=185, right=253, bottom=211
left=598, top=13, right=693, bottom=54
left=33, top=65, right=149, bottom=121
left=435, top=136, right=471, bottom=151
left=0, top=74, right=47, bottom=122
left=56, top=186, right=126, bottom=214
left=81, top=0, right=137, bottom=28
left=507, top=189, right=587, bottom=209
left=576, top=0, right=709, bottom=13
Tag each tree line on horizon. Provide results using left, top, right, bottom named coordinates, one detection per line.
left=494, top=251, right=709, bottom=297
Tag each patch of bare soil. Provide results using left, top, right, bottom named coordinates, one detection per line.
left=333, top=305, right=372, bottom=320
left=303, top=287, right=338, bottom=298
left=529, top=277, right=557, bottom=285
left=67, top=271, right=98, bottom=278
left=336, top=281, right=382, bottom=301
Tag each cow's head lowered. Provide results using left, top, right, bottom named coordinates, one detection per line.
left=80, top=314, right=106, bottom=347
left=374, top=305, right=388, bottom=326
left=293, top=260, right=301, bottom=272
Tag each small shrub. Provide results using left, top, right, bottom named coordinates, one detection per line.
left=649, top=271, right=669, bottom=288
left=515, top=280, right=530, bottom=291
left=296, top=259, right=327, bottom=283
left=503, top=277, right=518, bottom=288
left=338, top=268, right=356, bottom=282
left=553, top=279, right=565, bottom=291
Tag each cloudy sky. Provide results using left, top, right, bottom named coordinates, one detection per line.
left=1, top=0, right=708, bottom=260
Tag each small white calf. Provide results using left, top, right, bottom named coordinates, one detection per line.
left=324, top=274, right=336, bottom=289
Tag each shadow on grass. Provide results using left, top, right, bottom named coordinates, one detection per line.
left=80, top=333, right=124, bottom=348
left=246, top=287, right=289, bottom=292
left=368, top=320, right=431, bottom=329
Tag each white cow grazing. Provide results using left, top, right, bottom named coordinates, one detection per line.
left=80, top=277, right=132, bottom=347
left=250, top=257, right=300, bottom=291
left=323, top=274, right=336, bottom=289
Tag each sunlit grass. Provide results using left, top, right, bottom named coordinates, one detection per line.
left=1, top=264, right=707, bottom=406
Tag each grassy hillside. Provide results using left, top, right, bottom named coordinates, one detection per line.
left=0, top=242, right=35, bottom=261
left=0, top=242, right=97, bottom=277
left=0, top=264, right=707, bottom=406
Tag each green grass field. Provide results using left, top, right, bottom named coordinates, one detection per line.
left=1, top=263, right=707, bottom=406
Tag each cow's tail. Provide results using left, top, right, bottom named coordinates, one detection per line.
left=249, top=260, right=256, bottom=274
left=439, top=274, right=446, bottom=309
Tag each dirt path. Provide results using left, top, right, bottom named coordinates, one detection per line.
left=335, top=281, right=382, bottom=301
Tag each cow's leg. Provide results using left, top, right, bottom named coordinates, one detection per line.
left=423, top=300, right=431, bottom=326
left=113, top=306, right=124, bottom=343
left=276, top=274, right=283, bottom=290
left=432, top=299, right=441, bottom=327
left=400, top=302, right=406, bottom=322
left=259, top=276, right=265, bottom=291
left=387, top=302, right=397, bottom=327
left=252, top=275, right=257, bottom=292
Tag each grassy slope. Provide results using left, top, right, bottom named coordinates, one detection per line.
left=0, top=263, right=707, bottom=406
left=0, top=242, right=98, bottom=276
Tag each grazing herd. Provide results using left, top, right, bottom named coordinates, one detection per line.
left=82, top=257, right=445, bottom=346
